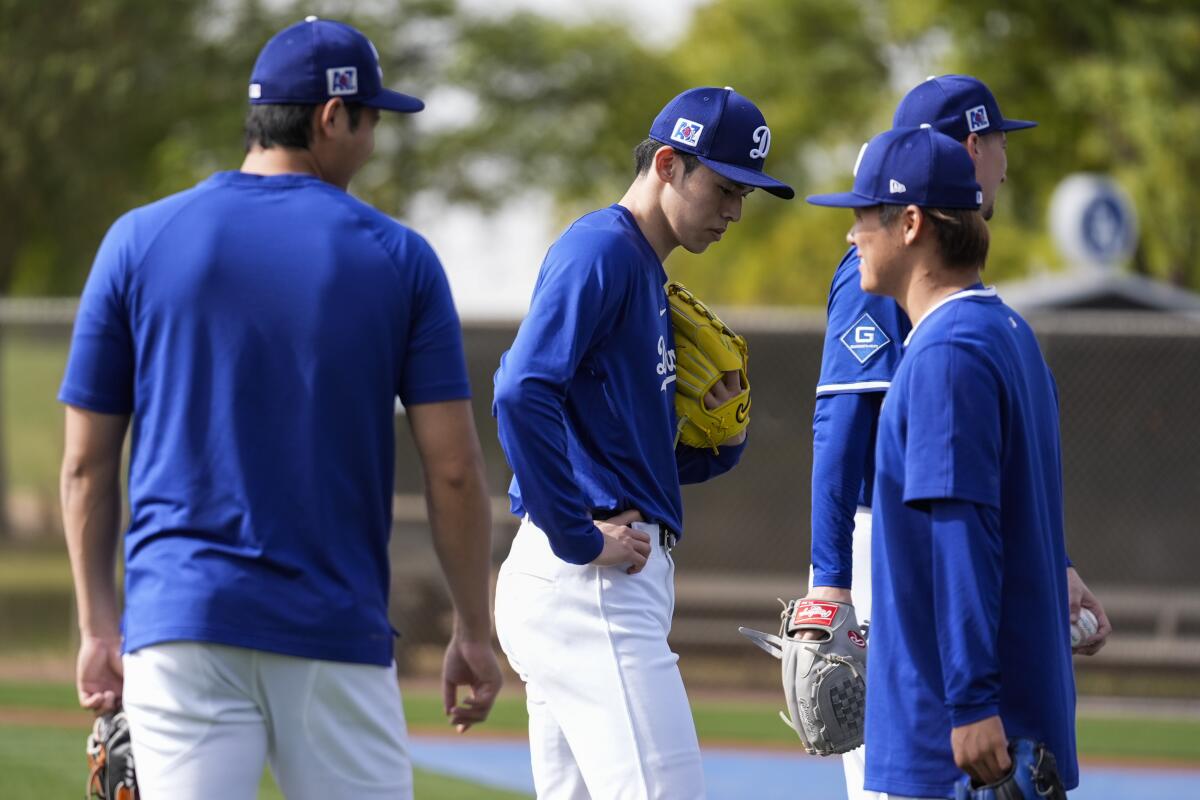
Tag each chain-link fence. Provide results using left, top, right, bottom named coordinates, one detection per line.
left=4, top=301, right=1199, bottom=678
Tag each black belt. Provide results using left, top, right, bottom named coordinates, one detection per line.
left=590, top=509, right=678, bottom=550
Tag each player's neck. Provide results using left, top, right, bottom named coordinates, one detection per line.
left=617, top=180, right=675, bottom=263
left=900, top=264, right=984, bottom=327
left=241, top=146, right=344, bottom=189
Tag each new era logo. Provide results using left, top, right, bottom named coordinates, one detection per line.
left=889, top=179, right=906, bottom=194
left=966, top=104, right=990, bottom=132
left=327, top=66, right=358, bottom=96
left=670, top=117, right=704, bottom=148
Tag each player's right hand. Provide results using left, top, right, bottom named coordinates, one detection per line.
left=797, top=586, right=853, bottom=640
left=77, top=634, right=123, bottom=715
left=592, top=510, right=652, bottom=575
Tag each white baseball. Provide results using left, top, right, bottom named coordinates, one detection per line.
left=1070, top=608, right=1099, bottom=648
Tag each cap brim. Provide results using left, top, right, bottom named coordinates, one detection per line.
left=363, top=89, right=425, bottom=113
left=699, top=157, right=795, bottom=200
left=999, top=118, right=1037, bottom=132
left=805, top=191, right=880, bottom=208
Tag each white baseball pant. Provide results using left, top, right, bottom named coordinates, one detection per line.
left=809, top=506, right=874, bottom=800
left=121, top=642, right=413, bottom=800
left=495, top=517, right=705, bottom=800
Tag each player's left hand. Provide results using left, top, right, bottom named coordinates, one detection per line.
left=796, top=585, right=853, bottom=641
left=1066, top=566, right=1112, bottom=655
left=442, top=632, right=504, bottom=733
left=951, top=714, right=1011, bottom=786
left=704, top=370, right=747, bottom=446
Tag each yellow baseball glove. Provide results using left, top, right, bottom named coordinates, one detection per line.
left=667, top=281, right=750, bottom=452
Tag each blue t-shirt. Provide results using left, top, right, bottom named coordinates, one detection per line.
left=811, top=246, right=911, bottom=587
left=493, top=205, right=744, bottom=564
left=59, top=171, right=470, bottom=666
left=865, top=288, right=1078, bottom=797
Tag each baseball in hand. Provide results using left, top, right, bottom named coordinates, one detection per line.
left=1070, top=608, right=1099, bottom=648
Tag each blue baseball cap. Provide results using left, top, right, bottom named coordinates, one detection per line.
left=893, top=74, right=1036, bottom=142
left=249, top=16, right=424, bottom=113
left=648, top=87, right=794, bottom=199
left=806, top=127, right=982, bottom=210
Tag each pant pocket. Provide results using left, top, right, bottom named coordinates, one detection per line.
left=495, top=569, right=558, bottom=678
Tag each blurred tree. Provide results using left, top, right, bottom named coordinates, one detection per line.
left=655, top=0, right=892, bottom=306
left=437, top=11, right=684, bottom=210
left=443, top=0, right=1200, bottom=299
left=0, top=0, right=454, bottom=536
left=0, top=0, right=459, bottom=296
left=930, top=0, right=1200, bottom=288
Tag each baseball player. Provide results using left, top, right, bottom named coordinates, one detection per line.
left=492, top=87, right=793, bottom=799
left=806, top=75, right=1110, bottom=797
left=59, top=17, right=501, bottom=800
left=808, top=124, right=1079, bottom=797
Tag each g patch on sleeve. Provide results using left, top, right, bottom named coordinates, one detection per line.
left=839, top=313, right=891, bottom=364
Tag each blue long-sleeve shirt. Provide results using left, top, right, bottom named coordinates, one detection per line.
left=494, top=205, right=744, bottom=564
left=866, top=288, right=1077, bottom=796
left=810, top=246, right=911, bottom=586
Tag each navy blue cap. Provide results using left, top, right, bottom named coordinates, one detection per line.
left=648, top=87, right=794, bottom=199
left=249, top=16, right=423, bottom=113
left=806, top=127, right=982, bottom=210
left=893, top=74, right=1035, bottom=141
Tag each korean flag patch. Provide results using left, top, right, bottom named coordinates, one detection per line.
left=327, top=66, right=358, bottom=96
left=965, top=104, right=990, bottom=133
left=670, top=118, right=704, bottom=148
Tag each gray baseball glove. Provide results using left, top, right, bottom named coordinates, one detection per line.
left=738, top=599, right=868, bottom=756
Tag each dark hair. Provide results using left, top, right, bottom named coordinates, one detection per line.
left=633, top=138, right=701, bottom=177
left=244, top=102, right=365, bottom=151
left=879, top=204, right=990, bottom=270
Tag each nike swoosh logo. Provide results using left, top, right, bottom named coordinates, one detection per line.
left=660, top=308, right=667, bottom=316
left=735, top=398, right=751, bottom=423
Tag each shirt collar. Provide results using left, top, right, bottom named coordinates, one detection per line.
left=903, top=284, right=998, bottom=347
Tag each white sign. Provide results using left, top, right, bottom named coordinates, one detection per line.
left=1049, top=174, right=1139, bottom=271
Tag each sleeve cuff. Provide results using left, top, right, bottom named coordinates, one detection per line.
left=810, top=570, right=852, bottom=590
left=546, top=524, right=605, bottom=565
left=948, top=702, right=1000, bottom=728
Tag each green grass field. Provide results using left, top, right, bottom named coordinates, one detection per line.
left=2, top=679, right=1199, bottom=799
left=0, top=681, right=531, bottom=799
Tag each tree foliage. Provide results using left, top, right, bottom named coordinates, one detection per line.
left=2, top=0, right=1198, bottom=300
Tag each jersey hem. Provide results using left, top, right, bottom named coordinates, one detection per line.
left=123, top=626, right=394, bottom=667
left=863, top=775, right=955, bottom=797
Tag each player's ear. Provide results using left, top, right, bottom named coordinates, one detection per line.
left=314, top=98, right=345, bottom=140
left=902, top=205, right=923, bottom=246
left=653, top=146, right=677, bottom=184
left=963, top=132, right=982, bottom=163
